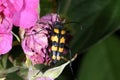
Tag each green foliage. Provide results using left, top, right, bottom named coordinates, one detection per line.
left=40, top=0, right=54, bottom=16
left=59, top=0, right=120, bottom=54
left=77, top=35, right=120, bottom=80
left=58, top=0, right=120, bottom=80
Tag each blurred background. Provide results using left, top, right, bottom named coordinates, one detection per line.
left=1, top=0, right=120, bottom=80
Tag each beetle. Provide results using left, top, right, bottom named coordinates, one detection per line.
left=48, top=16, right=68, bottom=64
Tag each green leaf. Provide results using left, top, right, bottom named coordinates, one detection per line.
left=0, top=77, right=6, bottom=80
left=0, top=63, right=3, bottom=70
left=77, top=35, right=120, bottom=80
left=58, top=0, right=120, bottom=54
left=1, top=54, right=8, bottom=69
left=11, top=31, right=20, bottom=43
left=43, top=61, right=70, bottom=79
left=5, top=67, right=19, bottom=74
left=28, top=66, right=43, bottom=80
left=43, top=54, right=77, bottom=79
left=0, top=67, right=19, bottom=78
left=6, top=72, right=23, bottom=80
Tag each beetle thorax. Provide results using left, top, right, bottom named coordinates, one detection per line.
left=53, top=21, right=63, bottom=29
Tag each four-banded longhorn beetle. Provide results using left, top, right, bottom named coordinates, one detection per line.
left=49, top=17, right=67, bottom=64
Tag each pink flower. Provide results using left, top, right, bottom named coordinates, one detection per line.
left=0, top=0, right=39, bottom=29
left=21, top=21, right=51, bottom=65
left=36, top=77, right=54, bottom=80
left=13, top=0, right=39, bottom=28
left=0, top=0, right=13, bottom=54
left=0, top=0, right=39, bottom=54
left=21, top=13, right=59, bottom=65
left=0, top=0, right=23, bottom=23
left=0, top=33, right=12, bottom=54
left=0, top=16, right=13, bottom=54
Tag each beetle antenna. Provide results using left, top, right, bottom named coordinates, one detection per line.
left=55, top=0, right=61, bottom=21
left=64, top=21, right=80, bottom=24
left=56, top=0, right=60, bottom=15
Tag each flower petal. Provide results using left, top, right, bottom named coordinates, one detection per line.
left=0, top=18, right=12, bottom=33
left=21, top=22, right=50, bottom=64
left=0, top=33, right=12, bottom=54
left=13, top=10, right=38, bottom=28
left=6, top=0, right=23, bottom=12
left=13, top=0, right=39, bottom=28
left=0, top=17, right=13, bottom=55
